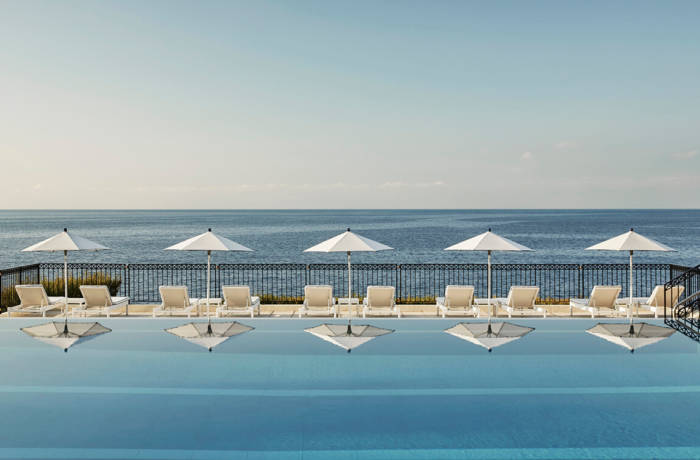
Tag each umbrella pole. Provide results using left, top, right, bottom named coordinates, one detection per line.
left=487, top=250, right=492, bottom=324
left=64, top=250, right=68, bottom=320
left=629, top=250, right=634, bottom=330
left=207, top=250, right=211, bottom=322
left=347, top=251, right=352, bottom=320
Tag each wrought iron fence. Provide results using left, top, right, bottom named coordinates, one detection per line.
left=664, top=264, right=700, bottom=341
left=0, top=262, right=678, bottom=310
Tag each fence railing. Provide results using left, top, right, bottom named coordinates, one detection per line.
left=0, top=262, right=678, bottom=310
left=664, top=264, right=700, bottom=341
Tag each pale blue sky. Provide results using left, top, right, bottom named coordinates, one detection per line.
left=1, top=0, right=698, bottom=208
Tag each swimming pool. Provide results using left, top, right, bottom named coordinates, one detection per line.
left=1, top=318, right=699, bottom=459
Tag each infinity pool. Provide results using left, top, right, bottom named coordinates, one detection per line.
left=1, top=318, right=699, bottom=459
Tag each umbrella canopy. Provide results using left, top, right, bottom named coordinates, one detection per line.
left=304, top=229, right=393, bottom=253
left=586, top=322, right=675, bottom=353
left=165, top=229, right=253, bottom=315
left=446, top=229, right=532, bottom=320
left=586, top=228, right=675, bottom=320
left=445, top=321, right=534, bottom=352
left=21, top=321, right=111, bottom=352
left=305, top=228, right=392, bottom=305
left=22, top=228, right=109, bottom=315
left=165, top=321, right=254, bottom=352
left=23, top=229, right=109, bottom=252
left=305, top=322, right=394, bottom=352
left=586, top=229, right=675, bottom=253
left=445, top=230, right=532, bottom=252
left=165, top=229, right=253, bottom=252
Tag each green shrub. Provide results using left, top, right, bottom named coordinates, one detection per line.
left=1, top=272, right=122, bottom=311
left=41, top=273, right=122, bottom=298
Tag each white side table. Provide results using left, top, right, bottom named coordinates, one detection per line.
left=198, top=298, right=222, bottom=316
left=337, top=297, right=359, bottom=316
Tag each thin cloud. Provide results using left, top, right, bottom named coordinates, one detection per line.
left=380, top=181, right=446, bottom=189
left=554, top=141, right=577, bottom=150
left=521, top=151, right=533, bottom=161
left=672, top=149, right=697, bottom=159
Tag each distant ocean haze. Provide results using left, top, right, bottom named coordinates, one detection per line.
left=0, top=209, right=698, bottom=268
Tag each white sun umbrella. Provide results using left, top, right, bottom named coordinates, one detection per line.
left=165, top=321, right=254, bottom=352
left=21, top=321, right=111, bottom=352
left=165, top=229, right=253, bottom=317
left=304, top=228, right=392, bottom=308
left=445, top=321, right=535, bottom=352
left=22, top=228, right=109, bottom=316
left=304, top=228, right=394, bottom=351
left=445, top=229, right=532, bottom=322
left=586, top=228, right=675, bottom=321
left=586, top=322, right=674, bottom=353
left=305, top=323, right=394, bottom=353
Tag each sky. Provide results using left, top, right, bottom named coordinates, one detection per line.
left=1, top=0, right=698, bottom=209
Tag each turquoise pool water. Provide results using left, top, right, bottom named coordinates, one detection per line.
left=1, top=318, right=699, bottom=459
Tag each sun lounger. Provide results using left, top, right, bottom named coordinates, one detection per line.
left=8, top=285, right=65, bottom=318
left=72, top=285, right=129, bottom=318
left=217, top=285, right=260, bottom=318
left=494, top=286, right=545, bottom=318
left=570, top=285, right=621, bottom=318
left=299, top=285, right=336, bottom=318
left=362, top=286, right=400, bottom=318
left=436, top=285, right=478, bottom=318
left=616, top=285, right=685, bottom=318
left=153, top=286, right=198, bottom=318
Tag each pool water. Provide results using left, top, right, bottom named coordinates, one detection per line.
left=0, top=318, right=699, bottom=459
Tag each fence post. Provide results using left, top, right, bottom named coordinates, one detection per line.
left=578, top=264, right=584, bottom=299
left=124, top=264, right=129, bottom=299
left=0, top=271, right=3, bottom=311
left=396, top=264, right=401, bottom=303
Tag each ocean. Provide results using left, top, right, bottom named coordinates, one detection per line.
left=0, top=209, right=698, bottom=268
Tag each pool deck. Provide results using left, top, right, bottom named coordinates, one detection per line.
left=0, top=303, right=666, bottom=319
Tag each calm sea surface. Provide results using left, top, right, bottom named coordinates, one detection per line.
left=0, top=209, right=698, bottom=268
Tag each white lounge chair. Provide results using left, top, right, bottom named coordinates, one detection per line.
left=616, top=285, right=685, bottom=318
left=436, top=285, right=478, bottom=318
left=494, top=286, right=545, bottom=318
left=570, top=285, right=621, bottom=318
left=217, top=285, right=260, bottom=318
left=153, top=286, right=198, bottom=318
left=299, top=285, right=336, bottom=318
left=73, top=285, right=129, bottom=318
left=8, top=285, right=65, bottom=318
left=362, top=286, right=400, bottom=318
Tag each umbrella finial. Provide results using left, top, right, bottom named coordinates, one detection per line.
left=208, top=228, right=212, bottom=232
left=64, top=348, right=68, bottom=353
left=347, top=349, right=351, bottom=353
left=630, top=227, right=634, bottom=232
left=63, top=228, right=68, bottom=232
left=208, top=347, right=212, bottom=352
left=347, top=227, right=351, bottom=232
left=488, top=348, right=492, bottom=353
left=488, top=228, right=491, bottom=232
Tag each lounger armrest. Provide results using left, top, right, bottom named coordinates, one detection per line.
left=436, top=297, right=446, bottom=308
